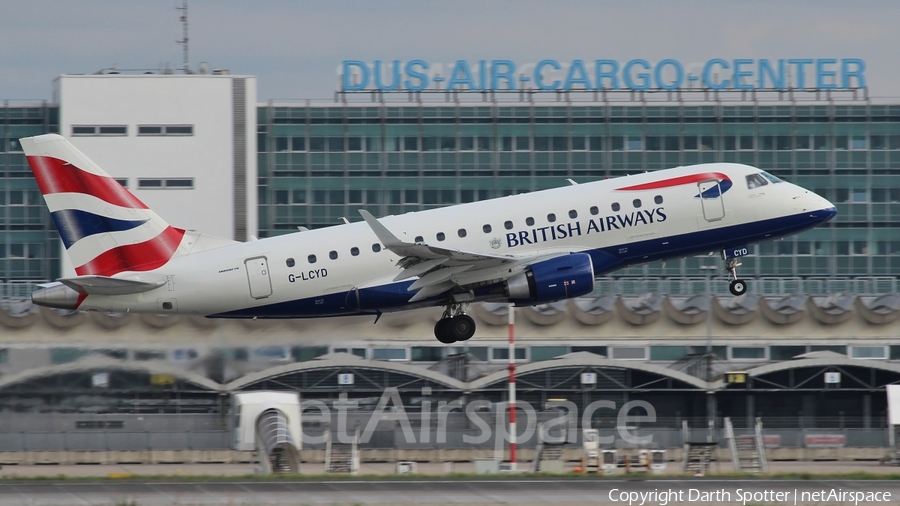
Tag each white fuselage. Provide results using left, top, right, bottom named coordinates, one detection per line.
left=69, top=163, right=835, bottom=318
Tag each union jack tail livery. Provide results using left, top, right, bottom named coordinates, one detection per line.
left=21, top=134, right=186, bottom=277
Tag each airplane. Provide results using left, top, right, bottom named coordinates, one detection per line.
left=21, top=134, right=836, bottom=344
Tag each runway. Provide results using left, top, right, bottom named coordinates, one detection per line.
left=0, top=478, right=897, bottom=505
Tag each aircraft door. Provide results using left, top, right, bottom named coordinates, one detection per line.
left=244, top=256, right=273, bottom=299
left=698, top=180, right=725, bottom=222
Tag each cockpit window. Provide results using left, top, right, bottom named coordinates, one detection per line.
left=761, top=171, right=784, bottom=184
left=746, top=173, right=769, bottom=189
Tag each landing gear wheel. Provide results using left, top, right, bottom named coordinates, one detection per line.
left=729, top=279, right=747, bottom=296
left=449, top=315, right=476, bottom=342
left=434, top=301, right=476, bottom=344
left=434, top=318, right=456, bottom=344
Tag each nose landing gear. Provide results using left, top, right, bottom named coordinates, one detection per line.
left=726, top=257, right=747, bottom=296
left=434, top=303, right=476, bottom=344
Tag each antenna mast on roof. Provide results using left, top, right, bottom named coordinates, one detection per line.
left=176, top=0, right=189, bottom=73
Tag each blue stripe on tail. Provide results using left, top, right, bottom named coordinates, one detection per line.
left=51, top=209, right=149, bottom=248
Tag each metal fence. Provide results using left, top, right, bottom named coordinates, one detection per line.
left=0, top=427, right=888, bottom=452
left=0, top=413, right=892, bottom=452
left=2, top=276, right=898, bottom=302
left=593, top=276, right=899, bottom=297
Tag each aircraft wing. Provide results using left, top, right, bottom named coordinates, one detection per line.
left=359, top=210, right=526, bottom=302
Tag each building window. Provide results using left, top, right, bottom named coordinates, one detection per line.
left=611, top=347, right=646, bottom=360
left=373, top=348, right=408, bottom=361
left=649, top=346, right=687, bottom=361
left=531, top=346, right=568, bottom=361
left=732, top=347, right=766, bottom=359
left=137, top=125, right=193, bottom=136
left=72, top=125, right=128, bottom=136
left=137, top=179, right=162, bottom=188
left=491, top=348, right=527, bottom=361
left=851, top=346, right=886, bottom=359
left=137, top=178, right=194, bottom=189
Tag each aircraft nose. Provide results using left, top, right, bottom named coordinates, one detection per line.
left=817, top=205, right=837, bottom=223
left=795, top=189, right=836, bottom=224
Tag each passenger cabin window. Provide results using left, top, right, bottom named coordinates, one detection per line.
left=458, top=229, right=467, bottom=238
left=436, top=232, right=446, bottom=241
left=526, top=217, right=535, bottom=226
left=569, top=209, right=577, bottom=219
left=350, top=247, right=359, bottom=256
left=654, top=195, right=663, bottom=205
left=415, top=236, right=424, bottom=243
left=329, top=251, right=338, bottom=260
left=547, top=213, right=556, bottom=223
left=372, top=244, right=381, bottom=252
left=746, top=173, right=769, bottom=189
left=633, top=199, right=642, bottom=208
left=308, top=254, right=317, bottom=264
left=504, top=220, right=513, bottom=230
left=286, top=258, right=295, bottom=267
left=483, top=224, right=492, bottom=233
left=590, top=206, right=599, bottom=215
left=611, top=203, right=620, bottom=212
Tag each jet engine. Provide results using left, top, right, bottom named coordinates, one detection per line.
left=506, top=253, right=595, bottom=304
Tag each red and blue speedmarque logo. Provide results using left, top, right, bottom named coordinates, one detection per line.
left=616, top=172, right=733, bottom=199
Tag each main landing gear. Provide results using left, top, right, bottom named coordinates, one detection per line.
left=726, top=257, right=748, bottom=296
left=434, top=303, right=475, bottom=344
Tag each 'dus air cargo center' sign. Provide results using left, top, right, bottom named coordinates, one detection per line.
left=340, top=59, right=867, bottom=92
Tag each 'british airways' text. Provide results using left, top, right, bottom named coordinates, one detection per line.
left=506, top=207, right=666, bottom=248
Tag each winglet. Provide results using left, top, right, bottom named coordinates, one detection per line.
left=359, top=210, right=404, bottom=248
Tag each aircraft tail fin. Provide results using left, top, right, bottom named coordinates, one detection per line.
left=21, top=134, right=187, bottom=277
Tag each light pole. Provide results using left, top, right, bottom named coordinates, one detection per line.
left=699, top=265, right=717, bottom=361
left=699, top=264, right=717, bottom=435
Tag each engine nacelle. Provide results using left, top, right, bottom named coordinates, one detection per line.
left=506, top=253, right=595, bottom=304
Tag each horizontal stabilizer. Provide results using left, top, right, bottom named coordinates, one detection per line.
left=59, top=275, right=166, bottom=296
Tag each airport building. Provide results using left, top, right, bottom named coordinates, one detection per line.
left=1, top=72, right=898, bottom=284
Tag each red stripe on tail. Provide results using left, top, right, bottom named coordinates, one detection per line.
left=27, top=155, right=149, bottom=209
left=75, top=226, right=185, bottom=276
